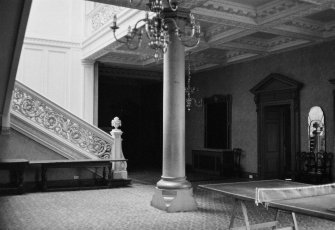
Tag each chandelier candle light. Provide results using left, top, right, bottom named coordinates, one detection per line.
left=110, top=0, right=201, bottom=60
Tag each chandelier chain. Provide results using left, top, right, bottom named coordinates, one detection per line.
left=185, top=53, right=202, bottom=111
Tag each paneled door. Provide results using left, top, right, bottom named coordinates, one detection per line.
left=263, top=105, right=291, bottom=179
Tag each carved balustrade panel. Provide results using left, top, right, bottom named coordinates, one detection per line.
left=12, top=84, right=113, bottom=159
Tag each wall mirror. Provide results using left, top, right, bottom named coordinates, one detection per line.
left=308, top=106, right=325, bottom=152
left=204, top=94, right=232, bottom=149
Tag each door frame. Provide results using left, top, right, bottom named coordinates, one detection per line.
left=251, top=73, right=303, bottom=179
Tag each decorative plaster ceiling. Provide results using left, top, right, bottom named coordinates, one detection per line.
left=91, top=0, right=335, bottom=72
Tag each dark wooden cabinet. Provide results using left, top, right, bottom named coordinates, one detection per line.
left=0, top=159, right=29, bottom=194
left=192, top=149, right=234, bottom=176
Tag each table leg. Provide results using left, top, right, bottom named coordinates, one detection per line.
left=240, top=201, right=251, bottom=230
left=34, top=168, right=40, bottom=190
left=17, top=169, right=24, bottom=194
left=41, top=166, right=47, bottom=191
left=272, top=209, right=279, bottom=230
left=229, top=199, right=238, bottom=229
left=9, top=170, right=17, bottom=186
left=94, top=167, right=98, bottom=185
left=292, top=212, right=299, bottom=230
left=108, top=165, right=112, bottom=187
left=103, top=167, right=106, bottom=180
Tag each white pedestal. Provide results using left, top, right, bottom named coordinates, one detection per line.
left=113, top=170, right=128, bottom=179
left=151, top=187, right=197, bottom=213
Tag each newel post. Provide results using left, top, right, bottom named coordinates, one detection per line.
left=110, top=117, right=128, bottom=179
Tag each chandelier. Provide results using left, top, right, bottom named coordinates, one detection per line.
left=185, top=53, right=202, bottom=111
left=111, top=0, right=201, bottom=60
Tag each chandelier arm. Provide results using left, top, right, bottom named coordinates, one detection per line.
left=112, top=29, right=142, bottom=50
left=179, top=24, right=200, bottom=42
left=163, top=18, right=181, bottom=35
left=180, top=24, right=196, bottom=38
left=144, top=29, right=153, bottom=40
left=126, top=43, right=141, bottom=50
left=181, top=37, right=201, bottom=48
left=133, top=18, right=148, bottom=30
left=167, top=0, right=178, bottom=11
left=112, top=31, right=129, bottom=44
left=125, top=34, right=143, bottom=50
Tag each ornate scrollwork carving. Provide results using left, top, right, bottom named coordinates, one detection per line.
left=91, top=5, right=124, bottom=31
left=12, top=87, right=112, bottom=159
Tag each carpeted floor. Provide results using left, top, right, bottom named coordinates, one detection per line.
left=0, top=182, right=334, bottom=230
left=128, top=169, right=239, bottom=185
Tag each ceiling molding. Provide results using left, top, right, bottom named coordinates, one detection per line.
left=82, top=0, right=335, bottom=72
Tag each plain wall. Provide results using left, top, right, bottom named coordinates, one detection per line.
left=187, top=40, right=335, bottom=176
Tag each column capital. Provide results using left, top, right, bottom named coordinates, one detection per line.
left=81, top=59, right=95, bottom=65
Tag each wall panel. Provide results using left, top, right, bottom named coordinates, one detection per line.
left=69, top=48, right=84, bottom=118
left=46, top=50, right=69, bottom=109
left=17, top=48, right=45, bottom=94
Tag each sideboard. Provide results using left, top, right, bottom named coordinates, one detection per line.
left=192, top=149, right=234, bottom=176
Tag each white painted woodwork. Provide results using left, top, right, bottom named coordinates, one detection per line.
left=16, top=0, right=86, bottom=120
left=110, top=127, right=128, bottom=179
left=16, top=42, right=84, bottom=119
left=82, top=60, right=95, bottom=124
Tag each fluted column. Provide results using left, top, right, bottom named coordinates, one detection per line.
left=151, top=9, right=197, bottom=212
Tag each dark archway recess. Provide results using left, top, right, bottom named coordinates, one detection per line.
left=250, top=73, right=303, bottom=179
left=97, top=65, right=163, bottom=170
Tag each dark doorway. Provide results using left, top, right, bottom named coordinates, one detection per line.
left=98, top=68, right=163, bottom=171
left=263, top=105, right=291, bottom=179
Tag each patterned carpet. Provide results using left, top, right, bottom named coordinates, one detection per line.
left=0, top=183, right=334, bottom=230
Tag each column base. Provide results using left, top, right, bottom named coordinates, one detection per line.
left=113, top=171, right=128, bottom=179
left=151, top=187, right=197, bottom=213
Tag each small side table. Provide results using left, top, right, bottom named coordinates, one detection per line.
left=0, top=159, right=29, bottom=194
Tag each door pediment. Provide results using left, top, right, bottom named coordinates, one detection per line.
left=250, top=73, right=303, bottom=95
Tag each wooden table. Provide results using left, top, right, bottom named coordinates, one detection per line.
left=192, top=149, right=234, bottom=176
left=199, top=180, right=335, bottom=230
left=0, top=159, right=29, bottom=194
left=30, top=159, right=127, bottom=191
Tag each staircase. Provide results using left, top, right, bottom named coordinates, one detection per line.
left=10, top=81, right=128, bottom=179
